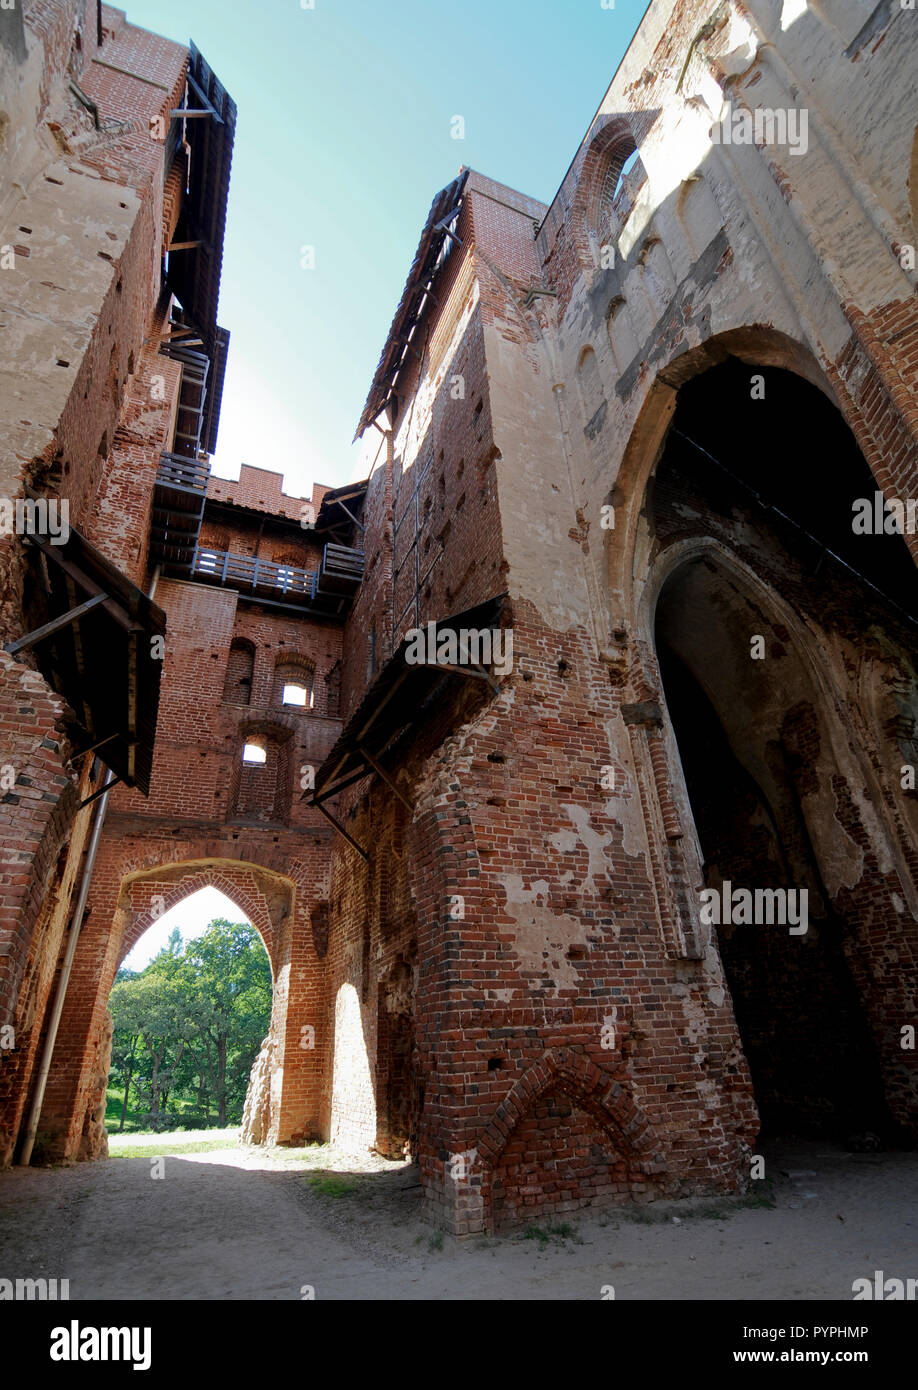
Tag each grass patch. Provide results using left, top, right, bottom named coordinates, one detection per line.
left=619, top=1205, right=671, bottom=1225
left=108, top=1137, right=235, bottom=1159
left=604, top=1185, right=778, bottom=1227
left=522, top=1221, right=582, bottom=1246
left=740, top=1189, right=778, bottom=1210
left=547, top=1221, right=580, bottom=1241
left=428, top=1230, right=444, bottom=1252
left=692, top=1188, right=778, bottom=1219
left=305, top=1173, right=359, bottom=1198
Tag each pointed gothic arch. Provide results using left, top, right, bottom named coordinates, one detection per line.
left=478, top=1047, right=659, bottom=1168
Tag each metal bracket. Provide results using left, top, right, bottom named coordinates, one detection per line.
left=78, top=774, right=122, bottom=810
left=358, top=743, right=412, bottom=811
left=184, top=70, right=224, bottom=124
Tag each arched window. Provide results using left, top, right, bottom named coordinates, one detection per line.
left=223, top=638, right=256, bottom=705
left=272, top=658, right=315, bottom=711
left=230, top=726, right=293, bottom=824
left=587, top=133, right=645, bottom=268
left=601, top=145, right=640, bottom=216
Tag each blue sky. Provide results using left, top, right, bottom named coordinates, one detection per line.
left=121, top=887, right=252, bottom=971
left=125, top=0, right=647, bottom=497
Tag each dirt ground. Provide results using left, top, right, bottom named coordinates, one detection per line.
left=0, top=1136, right=915, bottom=1300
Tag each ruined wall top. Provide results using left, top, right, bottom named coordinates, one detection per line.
left=206, top=466, right=330, bottom=523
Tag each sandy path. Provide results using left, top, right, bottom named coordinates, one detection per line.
left=0, top=1140, right=915, bottom=1300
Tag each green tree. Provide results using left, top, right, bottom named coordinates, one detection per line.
left=106, top=918, right=271, bottom=1132
left=178, top=920, right=272, bottom=1126
left=110, top=965, right=191, bottom=1127
left=108, top=980, right=142, bottom=1131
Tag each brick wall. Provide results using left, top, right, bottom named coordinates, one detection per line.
left=320, top=0, right=918, bottom=1232
left=37, top=489, right=346, bottom=1153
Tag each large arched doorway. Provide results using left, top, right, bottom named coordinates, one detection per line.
left=107, top=886, right=273, bottom=1140
left=647, top=357, right=918, bottom=1143
left=30, top=856, right=317, bottom=1162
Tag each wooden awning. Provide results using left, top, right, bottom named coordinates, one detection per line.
left=166, top=44, right=236, bottom=371
left=354, top=170, right=468, bottom=440
left=8, top=523, right=166, bottom=795
left=308, top=594, right=507, bottom=857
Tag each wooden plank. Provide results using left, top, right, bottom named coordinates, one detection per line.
left=3, top=592, right=107, bottom=655
left=359, top=743, right=412, bottom=810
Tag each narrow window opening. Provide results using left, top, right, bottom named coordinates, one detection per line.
left=282, top=682, right=312, bottom=708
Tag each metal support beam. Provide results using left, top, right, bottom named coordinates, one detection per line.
left=185, top=70, right=224, bottom=124
left=73, top=731, right=120, bottom=759
left=306, top=763, right=370, bottom=805
left=433, top=207, right=463, bottom=238
left=23, top=536, right=136, bottom=633
left=336, top=500, right=365, bottom=533
left=312, top=798, right=369, bottom=862
left=423, top=661, right=499, bottom=692
left=78, top=774, right=123, bottom=810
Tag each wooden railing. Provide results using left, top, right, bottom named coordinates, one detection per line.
left=191, top=546, right=319, bottom=600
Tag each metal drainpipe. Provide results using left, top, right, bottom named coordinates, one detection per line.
left=18, top=566, right=161, bottom=1165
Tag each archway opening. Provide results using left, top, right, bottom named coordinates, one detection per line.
left=656, top=563, right=891, bottom=1139
left=650, top=357, right=916, bottom=1143
left=107, top=887, right=273, bottom=1138
left=651, top=358, right=918, bottom=605
left=375, top=955, right=420, bottom=1161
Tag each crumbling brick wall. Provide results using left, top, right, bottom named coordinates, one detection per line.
left=321, top=0, right=918, bottom=1232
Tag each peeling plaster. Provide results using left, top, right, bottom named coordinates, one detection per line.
left=557, top=802, right=614, bottom=894
left=496, top=873, right=588, bottom=994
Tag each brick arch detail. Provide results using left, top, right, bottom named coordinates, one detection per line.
left=477, top=1047, right=660, bottom=1172
left=229, top=719, right=296, bottom=826
left=119, top=859, right=293, bottom=975
left=609, top=323, right=918, bottom=633
left=607, top=323, right=886, bottom=626
left=272, top=653, right=316, bottom=708
left=39, top=835, right=329, bottom=1162
left=569, top=113, right=639, bottom=277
